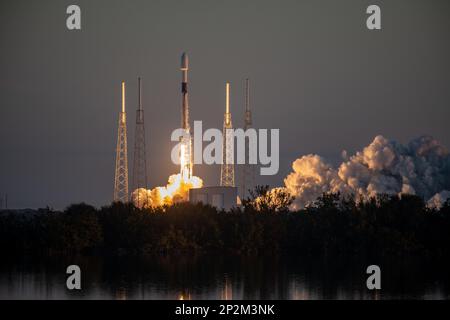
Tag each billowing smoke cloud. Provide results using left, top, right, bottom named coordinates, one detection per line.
left=427, top=190, right=450, bottom=209
left=284, top=155, right=350, bottom=209
left=284, top=135, right=450, bottom=210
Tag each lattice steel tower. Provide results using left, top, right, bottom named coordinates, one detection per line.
left=132, top=77, right=148, bottom=207
left=114, top=81, right=129, bottom=203
left=241, top=78, right=255, bottom=199
left=220, top=82, right=235, bottom=187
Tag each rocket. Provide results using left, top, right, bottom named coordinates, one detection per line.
left=181, top=52, right=189, bottom=130
left=180, top=52, right=193, bottom=180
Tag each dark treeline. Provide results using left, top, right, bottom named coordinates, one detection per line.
left=1, top=187, right=450, bottom=258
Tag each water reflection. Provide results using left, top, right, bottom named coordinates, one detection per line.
left=0, top=254, right=449, bottom=300
left=220, top=276, right=232, bottom=300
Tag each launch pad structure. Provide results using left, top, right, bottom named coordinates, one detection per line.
left=112, top=53, right=251, bottom=209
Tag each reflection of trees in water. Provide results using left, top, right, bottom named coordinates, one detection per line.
left=1, top=254, right=450, bottom=299
left=95, top=254, right=450, bottom=300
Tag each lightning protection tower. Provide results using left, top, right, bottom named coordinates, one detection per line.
left=220, top=82, right=235, bottom=187
left=132, top=77, right=148, bottom=207
left=114, top=81, right=129, bottom=203
left=241, top=78, right=255, bottom=199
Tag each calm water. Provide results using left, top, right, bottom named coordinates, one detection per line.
left=0, top=254, right=449, bottom=300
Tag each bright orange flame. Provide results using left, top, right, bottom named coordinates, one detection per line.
left=131, top=173, right=203, bottom=208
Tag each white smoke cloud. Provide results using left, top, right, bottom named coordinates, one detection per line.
left=427, top=190, right=450, bottom=209
left=284, top=135, right=450, bottom=210
left=284, top=155, right=350, bottom=209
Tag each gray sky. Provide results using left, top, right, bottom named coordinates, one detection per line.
left=1, top=0, right=449, bottom=209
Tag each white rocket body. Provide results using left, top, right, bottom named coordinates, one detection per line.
left=181, top=53, right=189, bottom=130
left=180, top=52, right=193, bottom=180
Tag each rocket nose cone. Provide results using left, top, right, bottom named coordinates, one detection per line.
left=181, top=52, right=188, bottom=70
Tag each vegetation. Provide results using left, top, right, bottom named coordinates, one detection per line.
left=1, top=187, right=450, bottom=258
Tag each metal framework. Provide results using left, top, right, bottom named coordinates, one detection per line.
left=241, top=78, right=255, bottom=199
left=132, top=77, right=148, bottom=207
left=221, top=83, right=235, bottom=187
left=114, top=82, right=129, bottom=203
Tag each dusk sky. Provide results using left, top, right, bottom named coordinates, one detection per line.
left=1, top=0, right=449, bottom=209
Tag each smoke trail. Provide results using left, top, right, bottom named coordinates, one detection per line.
left=284, top=135, right=450, bottom=210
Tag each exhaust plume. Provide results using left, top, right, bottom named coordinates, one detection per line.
left=131, top=173, right=203, bottom=208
